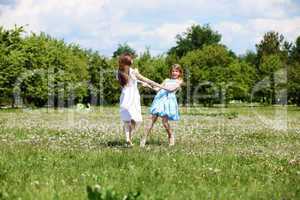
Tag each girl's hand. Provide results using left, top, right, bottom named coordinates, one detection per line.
left=134, top=70, right=165, bottom=89
left=152, top=86, right=160, bottom=91
left=141, top=82, right=152, bottom=89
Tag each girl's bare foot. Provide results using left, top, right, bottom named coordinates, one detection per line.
left=169, top=135, right=175, bottom=146
left=140, top=137, right=147, bottom=147
left=126, top=140, right=134, bottom=147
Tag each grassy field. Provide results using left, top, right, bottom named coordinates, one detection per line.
left=0, top=106, right=299, bottom=199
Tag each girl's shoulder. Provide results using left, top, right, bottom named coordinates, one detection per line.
left=129, top=67, right=134, bottom=73
left=176, top=79, right=183, bottom=85
left=129, top=68, right=139, bottom=79
left=130, top=67, right=140, bottom=75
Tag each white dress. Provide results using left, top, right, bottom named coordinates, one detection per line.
left=119, top=68, right=142, bottom=122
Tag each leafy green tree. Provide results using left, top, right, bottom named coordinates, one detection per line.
left=87, top=50, right=119, bottom=105
left=19, top=34, right=90, bottom=107
left=181, top=44, right=253, bottom=106
left=287, top=36, right=300, bottom=105
left=254, top=31, right=293, bottom=105
left=20, top=33, right=54, bottom=107
left=168, top=24, right=221, bottom=59
left=290, top=36, right=300, bottom=63
left=0, top=26, right=26, bottom=107
left=256, top=31, right=289, bottom=65
left=256, top=31, right=283, bottom=56
left=259, top=55, right=284, bottom=104
left=240, top=50, right=258, bottom=66
left=225, top=60, right=255, bottom=102
left=288, top=63, right=300, bottom=106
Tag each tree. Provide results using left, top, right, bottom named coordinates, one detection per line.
left=0, top=26, right=26, bottom=107
left=259, top=55, right=284, bottom=104
left=254, top=31, right=292, bottom=105
left=256, top=31, right=288, bottom=64
left=180, top=44, right=254, bottom=106
left=291, top=36, right=300, bottom=63
left=168, top=24, right=221, bottom=59
left=87, top=50, right=118, bottom=105
left=288, top=36, right=300, bottom=106
left=288, top=62, right=300, bottom=106
left=240, top=50, right=258, bottom=66
left=113, top=43, right=137, bottom=58
left=20, top=33, right=90, bottom=107
left=256, top=31, right=283, bottom=55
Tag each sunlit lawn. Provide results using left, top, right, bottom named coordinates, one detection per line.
left=0, top=106, right=299, bottom=199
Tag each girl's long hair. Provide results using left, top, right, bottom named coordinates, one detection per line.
left=118, top=53, right=133, bottom=87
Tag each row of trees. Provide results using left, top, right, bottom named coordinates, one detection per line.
left=0, top=26, right=111, bottom=107
left=0, top=25, right=299, bottom=107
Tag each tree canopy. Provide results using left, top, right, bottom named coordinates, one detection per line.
left=168, top=24, right=221, bottom=59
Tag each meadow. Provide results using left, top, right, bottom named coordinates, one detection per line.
left=0, top=106, right=299, bottom=199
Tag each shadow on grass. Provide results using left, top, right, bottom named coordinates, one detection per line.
left=100, top=138, right=165, bottom=148
left=144, top=139, right=165, bottom=146
left=106, top=140, right=124, bottom=147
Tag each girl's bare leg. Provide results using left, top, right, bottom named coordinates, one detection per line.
left=130, top=120, right=136, bottom=143
left=140, top=115, right=158, bottom=147
left=129, top=120, right=141, bottom=145
left=123, top=120, right=140, bottom=146
left=162, top=116, right=174, bottom=146
left=123, top=121, right=132, bottom=145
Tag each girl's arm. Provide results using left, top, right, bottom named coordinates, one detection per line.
left=132, top=69, right=169, bottom=90
left=137, top=80, right=153, bottom=89
left=152, top=79, right=167, bottom=91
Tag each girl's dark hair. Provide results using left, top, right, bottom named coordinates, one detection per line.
left=118, top=53, right=133, bottom=87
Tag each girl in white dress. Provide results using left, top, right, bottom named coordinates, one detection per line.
left=117, top=53, right=167, bottom=146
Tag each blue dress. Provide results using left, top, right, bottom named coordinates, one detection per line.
left=150, top=79, right=180, bottom=121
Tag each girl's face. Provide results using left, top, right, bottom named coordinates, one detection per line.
left=171, top=68, right=181, bottom=79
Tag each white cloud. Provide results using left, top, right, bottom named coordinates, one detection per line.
left=0, top=0, right=108, bottom=33
left=0, top=0, right=299, bottom=56
left=0, top=0, right=123, bottom=52
left=230, top=0, right=297, bottom=18
left=120, top=20, right=196, bottom=55
left=152, top=21, right=196, bottom=42
left=112, top=0, right=299, bottom=19
left=215, top=17, right=300, bottom=54
left=142, top=21, right=196, bottom=46
left=250, top=17, right=300, bottom=41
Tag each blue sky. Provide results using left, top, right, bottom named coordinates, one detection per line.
left=0, top=0, right=300, bottom=57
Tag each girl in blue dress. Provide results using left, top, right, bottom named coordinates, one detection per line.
left=140, top=64, right=183, bottom=147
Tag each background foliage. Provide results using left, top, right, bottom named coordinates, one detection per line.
left=0, top=25, right=299, bottom=107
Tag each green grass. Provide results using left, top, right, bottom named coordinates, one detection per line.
left=0, top=106, right=299, bottom=199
